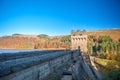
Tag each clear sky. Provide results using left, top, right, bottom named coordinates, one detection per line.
left=0, top=0, right=120, bottom=36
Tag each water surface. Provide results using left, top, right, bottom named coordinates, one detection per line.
left=0, top=49, right=42, bottom=54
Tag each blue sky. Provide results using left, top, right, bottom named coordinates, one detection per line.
left=0, top=0, right=120, bottom=36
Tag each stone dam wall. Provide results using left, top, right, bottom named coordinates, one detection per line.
left=0, top=50, right=79, bottom=80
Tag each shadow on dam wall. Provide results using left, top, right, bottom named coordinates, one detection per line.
left=0, top=50, right=80, bottom=80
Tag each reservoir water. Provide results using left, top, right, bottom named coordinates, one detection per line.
left=0, top=49, right=42, bottom=54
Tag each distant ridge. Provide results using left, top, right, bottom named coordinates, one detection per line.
left=0, top=28, right=119, bottom=49
left=86, top=28, right=120, bottom=40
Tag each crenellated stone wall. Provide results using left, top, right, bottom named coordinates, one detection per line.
left=0, top=50, right=79, bottom=80
left=71, top=35, right=87, bottom=52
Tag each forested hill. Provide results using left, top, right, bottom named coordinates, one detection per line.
left=0, top=34, right=71, bottom=49
left=87, top=28, right=120, bottom=40
left=86, top=29, right=120, bottom=80
left=0, top=28, right=120, bottom=49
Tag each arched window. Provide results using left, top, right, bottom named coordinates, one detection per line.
left=84, top=38, right=86, bottom=41
left=81, top=38, right=83, bottom=41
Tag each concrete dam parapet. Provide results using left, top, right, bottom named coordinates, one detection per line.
left=0, top=50, right=80, bottom=80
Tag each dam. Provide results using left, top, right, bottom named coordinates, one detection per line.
left=0, top=50, right=79, bottom=80
left=0, top=32, right=102, bottom=80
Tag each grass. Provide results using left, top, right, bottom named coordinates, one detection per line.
left=95, top=57, right=120, bottom=74
left=95, top=58, right=120, bottom=67
left=94, top=57, right=120, bottom=80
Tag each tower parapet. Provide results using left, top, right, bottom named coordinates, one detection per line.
left=71, top=30, right=87, bottom=52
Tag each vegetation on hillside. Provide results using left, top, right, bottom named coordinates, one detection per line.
left=88, top=36, right=120, bottom=60
left=0, top=29, right=119, bottom=50
left=95, top=58, right=120, bottom=80
left=86, top=29, right=120, bottom=80
left=0, top=34, right=71, bottom=49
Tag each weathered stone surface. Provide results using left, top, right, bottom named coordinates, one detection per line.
left=71, top=35, right=87, bottom=52
left=0, top=50, right=79, bottom=80
left=0, top=50, right=64, bottom=62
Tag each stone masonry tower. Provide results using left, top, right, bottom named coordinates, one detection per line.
left=71, top=30, right=87, bottom=52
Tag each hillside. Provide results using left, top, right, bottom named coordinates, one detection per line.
left=87, top=28, right=120, bottom=40
left=0, top=34, right=71, bottom=49
left=0, top=28, right=119, bottom=49
left=0, top=36, right=40, bottom=49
